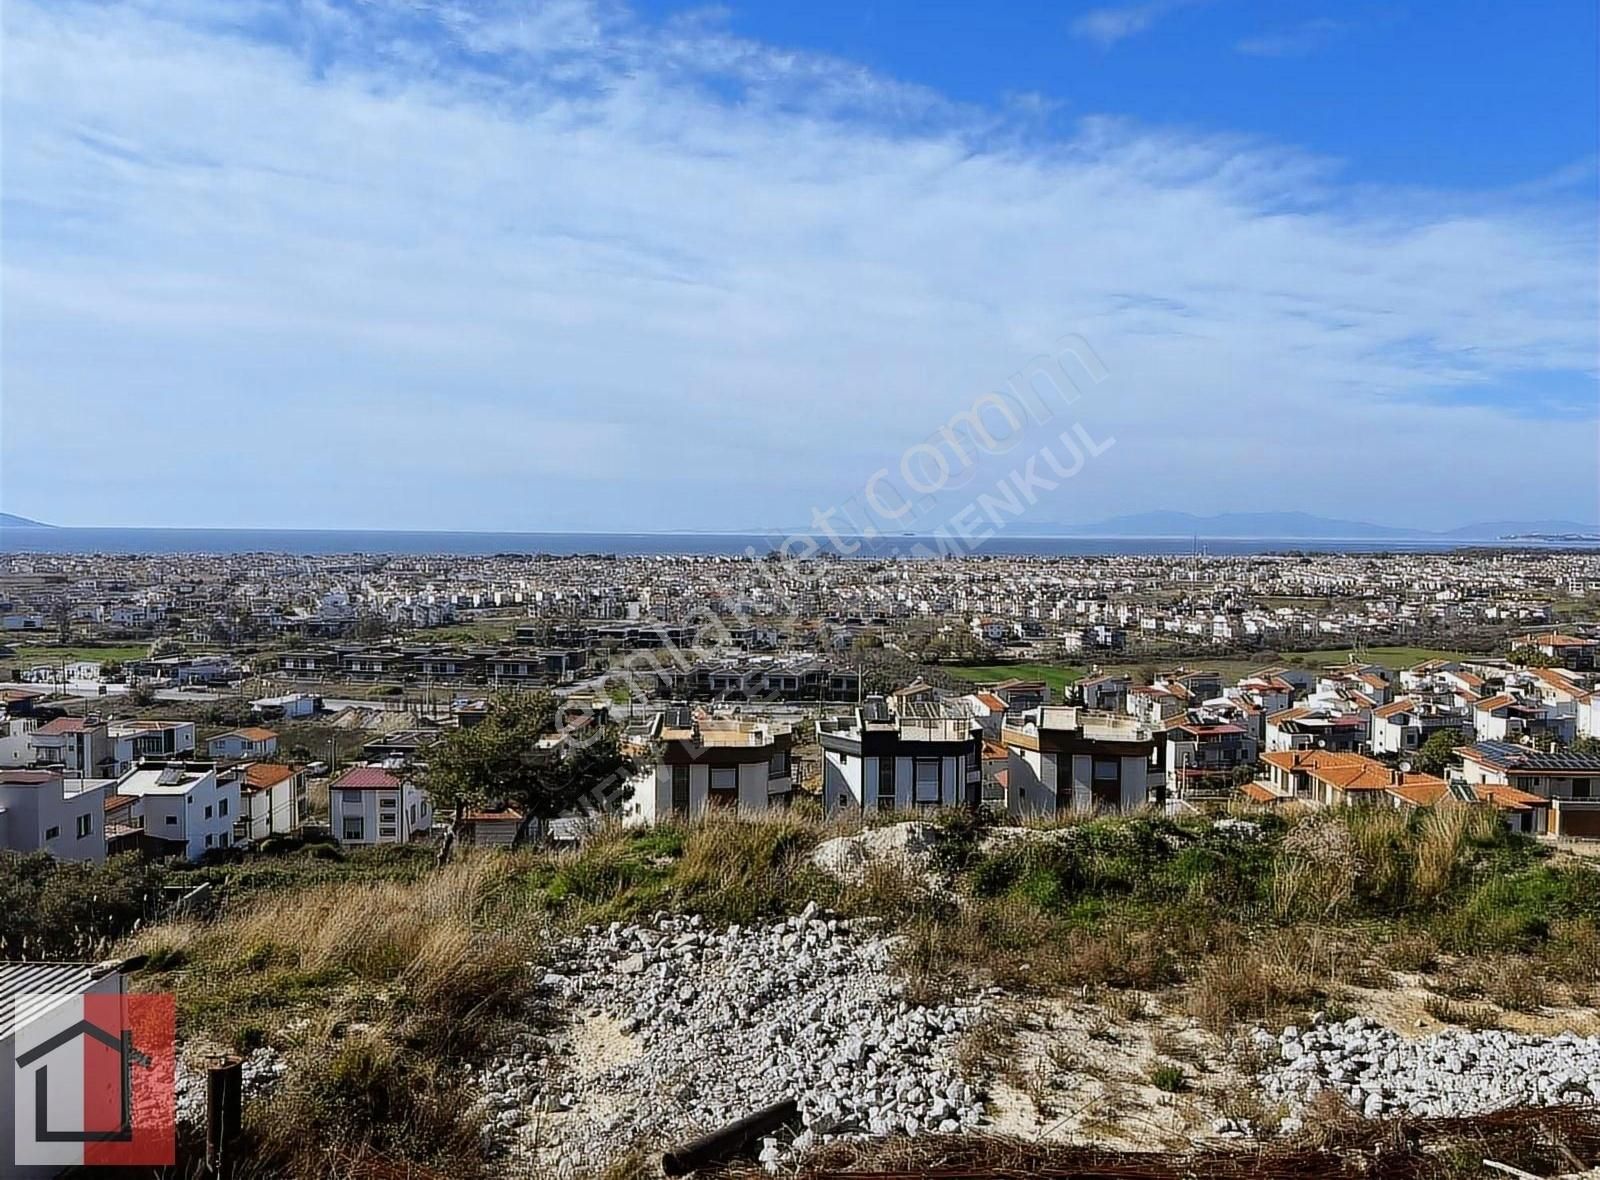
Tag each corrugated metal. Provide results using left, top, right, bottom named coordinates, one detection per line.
left=0, top=961, right=97, bottom=1042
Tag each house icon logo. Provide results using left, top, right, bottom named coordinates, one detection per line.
left=10, top=990, right=176, bottom=1169
left=17, top=1017, right=152, bottom=1144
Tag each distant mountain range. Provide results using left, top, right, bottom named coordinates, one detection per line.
left=1037, top=511, right=1600, bottom=540
left=0, top=513, right=51, bottom=528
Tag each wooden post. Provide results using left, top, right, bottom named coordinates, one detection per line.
left=661, top=1098, right=798, bottom=1176
left=205, top=1055, right=243, bottom=1177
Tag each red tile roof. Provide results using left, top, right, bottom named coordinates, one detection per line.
left=243, top=763, right=298, bottom=790
left=33, top=717, right=98, bottom=735
left=329, top=766, right=403, bottom=791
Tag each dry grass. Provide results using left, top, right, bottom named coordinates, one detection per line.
left=1423, top=995, right=1502, bottom=1030
left=1185, top=928, right=1350, bottom=1034
left=1378, top=928, right=1441, bottom=973
left=130, top=853, right=546, bottom=1178
left=1413, top=804, right=1499, bottom=901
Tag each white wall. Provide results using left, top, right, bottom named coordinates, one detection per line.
left=0, top=778, right=108, bottom=862
left=332, top=785, right=431, bottom=845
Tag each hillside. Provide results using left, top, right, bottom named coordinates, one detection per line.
left=9, top=807, right=1597, bottom=1177
left=0, top=511, right=51, bottom=528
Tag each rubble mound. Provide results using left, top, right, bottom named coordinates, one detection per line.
left=1256, top=1016, right=1600, bottom=1121
left=810, top=822, right=940, bottom=885
left=481, top=905, right=983, bottom=1174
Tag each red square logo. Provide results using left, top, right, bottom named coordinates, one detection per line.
left=12, top=991, right=176, bottom=1168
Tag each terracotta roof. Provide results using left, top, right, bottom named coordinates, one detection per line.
left=463, top=807, right=524, bottom=823
left=218, top=727, right=279, bottom=742
left=33, top=717, right=98, bottom=735
left=973, top=692, right=1007, bottom=711
left=1475, top=693, right=1518, bottom=712
left=1472, top=783, right=1549, bottom=811
left=1373, top=699, right=1415, bottom=720
left=329, top=766, right=403, bottom=791
left=1522, top=632, right=1597, bottom=647
left=1240, top=781, right=1287, bottom=804
left=1387, top=780, right=1449, bottom=807
left=103, top=792, right=138, bottom=813
left=1260, top=750, right=1448, bottom=795
left=243, top=763, right=298, bottom=790
left=1532, top=668, right=1583, bottom=696
left=0, top=769, right=59, bottom=784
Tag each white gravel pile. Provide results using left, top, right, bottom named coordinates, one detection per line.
left=174, top=1048, right=286, bottom=1126
left=1256, top=1016, right=1600, bottom=1120
left=479, top=903, right=985, bottom=1171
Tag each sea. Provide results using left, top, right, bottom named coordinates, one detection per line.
left=0, top=525, right=1585, bottom=558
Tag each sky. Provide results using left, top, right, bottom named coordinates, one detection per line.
left=2, top=0, right=1597, bottom=534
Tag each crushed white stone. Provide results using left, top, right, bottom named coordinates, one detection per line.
left=1255, top=1016, right=1600, bottom=1121
left=477, top=904, right=986, bottom=1173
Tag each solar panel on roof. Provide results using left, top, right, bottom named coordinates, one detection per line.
left=155, top=765, right=186, bottom=786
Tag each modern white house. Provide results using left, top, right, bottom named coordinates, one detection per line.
left=27, top=718, right=112, bottom=777
left=114, top=761, right=239, bottom=860
left=1002, top=706, right=1157, bottom=818
left=232, top=762, right=309, bottom=842
left=250, top=693, right=320, bottom=721
left=817, top=698, right=983, bottom=817
left=328, top=765, right=433, bottom=845
left=108, top=720, right=197, bottom=774
left=206, top=727, right=280, bottom=761
left=621, top=708, right=793, bottom=823
left=0, top=769, right=109, bottom=862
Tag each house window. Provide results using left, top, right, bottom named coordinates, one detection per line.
left=204, top=805, right=213, bottom=820
left=671, top=765, right=690, bottom=815
left=76, top=814, right=92, bottom=839
left=878, top=758, right=896, bottom=811
left=1573, top=779, right=1592, bottom=799
left=913, top=759, right=940, bottom=804
left=45, top=825, right=60, bottom=840
left=219, top=799, right=228, bottom=816
left=379, top=825, right=397, bottom=838
left=1094, top=758, right=1119, bottom=782
left=205, top=835, right=214, bottom=847
left=709, top=765, right=738, bottom=807
left=342, top=790, right=362, bottom=804
left=343, top=818, right=365, bottom=841
left=166, top=815, right=178, bottom=825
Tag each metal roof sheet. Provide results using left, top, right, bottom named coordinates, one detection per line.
left=0, top=961, right=99, bottom=1041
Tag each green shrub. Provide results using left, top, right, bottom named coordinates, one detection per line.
left=1149, top=1063, right=1187, bottom=1092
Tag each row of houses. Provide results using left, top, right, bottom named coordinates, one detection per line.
left=0, top=757, right=311, bottom=863
left=0, top=715, right=279, bottom=777
left=274, top=644, right=587, bottom=684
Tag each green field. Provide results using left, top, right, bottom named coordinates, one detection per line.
left=944, top=662, right=1086, bottom=697
left=0, top=643, right=150, bottom=673
left=946, top=646, right=1479, bottom=697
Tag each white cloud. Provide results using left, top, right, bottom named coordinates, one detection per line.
left=1236, top=18, right=1346, bottom=58
left=1, top=0, right=1595, bottom=531
left=1070, top=2, right=1192, bottom=48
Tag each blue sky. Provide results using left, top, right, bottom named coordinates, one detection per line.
left=2, top=0, right=1597, bottom=532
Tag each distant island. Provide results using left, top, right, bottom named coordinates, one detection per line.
left=1035, top=511, right=1600, bottom=541
left=0, top=512, right=52, bottom=528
